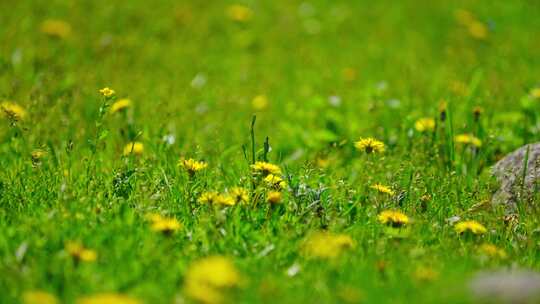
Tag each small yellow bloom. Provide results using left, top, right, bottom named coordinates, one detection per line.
left=478, top=243, right=507, bottom=259
left=65, top=241, right=97, bottom=262
left=303, top=231, right=355, bottom=259
left=252, top=94, right=268, bottom=110
left=377, top=210, right=409, bottom=227
left=123, top=142, right=144, bottom=156
left=40, top=19, right=71, bottom=39
left=264, top=174, right=287, bottom=190
left=22, top=291, right=59, bottom=304
left=229, top=187, right=249, bottom=204
left=148, top=214, right=182, bottom=234
left=468, top=20, right=488, bottom=40
left=179, top=158, right=208, bottom=176
left=251, top=161, right=282, bottom=176
left=455, top=134, right=482, bottom=147
left=1, top=101, right=27, bottom=121
left=266, top=191, right=282, bottom=204
left=354, top=138, right=385, bottom=154
left=31, top=149, right=47, bottom=162
left=99, top=87, right=115, bottom=98
left=370, top=184, right=395, bottom=196
left=76, top=293, right=141, bottom=304
left=184, top=256, right=241, bottom=304
left=454, top=220, right=487, bottom=235
left=530, top=88, right=540, bottom=99
left=226, top=4, right=253, bottom=22
left=414, top=118, right=435, bottom=132
left=109, top=98, right=131, bottom=114
left=198, top=191, right=219, bottom=204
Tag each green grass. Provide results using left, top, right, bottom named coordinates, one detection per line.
left=1, top=0, right=540, bottom=303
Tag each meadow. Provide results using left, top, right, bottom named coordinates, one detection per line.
left=1, top=0, right=540, bottom=303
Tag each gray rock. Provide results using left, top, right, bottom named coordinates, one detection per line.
left=469, top=269, right=540, bottom=304
left=492, top=143, right=540, bottom=210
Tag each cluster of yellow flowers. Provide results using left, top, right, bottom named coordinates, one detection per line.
left=65, top=241, right=97, bottom=263
left=303, top=231, right=355, bottom=259
left=455, top=134, right=482, bottom=147
left=414, top=117, right=436, bottom=133
left=184, top=256, right=241, bottom=304
left=263, top=174, right=287, bottom=190
left=147, top=213, right=182, bottom=235
left=251, top=161, right=287, bottom=204
left=198, top=189, right=249, bottom=206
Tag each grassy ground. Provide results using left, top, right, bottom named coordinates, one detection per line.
left=1, top=0, right=540, bottom=303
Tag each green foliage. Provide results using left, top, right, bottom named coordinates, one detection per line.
left=1, top=0, right=540, bottom=303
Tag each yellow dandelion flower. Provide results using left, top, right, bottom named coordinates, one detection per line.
left=455, top=134, right=482, bottom=147
left=109, top=98, right=131, bottom=114
left=22, top=290, right=59, bottom=304
left=266, top=191, right=282, bottom=204
left=76, top=293, right=141, bottom=304
left=264, top=174, right=287, bottom=190
left=1, top=101, right=27, bottom=121
left=229, top=187, right=249, bottom=204
left=252, top=94, right=268, bottom=110
left=123, top=142, right=144, bottom=156
left=39, top=19, right=71, bottom=39
left=226, top=4, right=253, bottom=22
left=377, top=210, right=409, bottom=227
left=454, top=220, right=487, bottom=235
left=530, top=88, right=540, bottom=99
left=414, top=118, right=436, bottom=132
left=478, top=243, right=507, bottom=259
left=354, top=137, right=385, bottom=154
left=198, top=191, right=219, bottom=204
left=99, top=87, right=115, bottom=98
left=65, top=241, right=97, bottom=262
left=31, top=149, right=47, bottom=162
left=214, top=194, right=236, bottom=206
left=468, top=20, right=488, bottom=40
left=370, top=184, right=395, bottom=196
left=303, top=231, right=355, bottom=259
left=148, top=214, right=182, bottom=235
left=184, top=256, right=241, bottom=304
left=179, top=158, right=208, bottom=176
left=251, top=161, right=282, bottom=176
